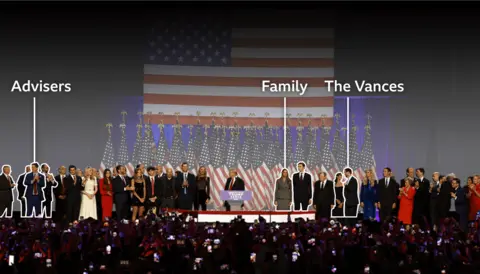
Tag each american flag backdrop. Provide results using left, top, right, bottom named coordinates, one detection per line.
left=141, top=16, right=334, bottom=209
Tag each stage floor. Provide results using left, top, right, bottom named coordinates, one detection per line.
left=175, top=210, right=316, bottom=223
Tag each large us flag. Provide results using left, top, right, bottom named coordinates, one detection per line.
left=144, top=20, right=334, bottom=126
left=144, top=17, right=334, bottom=209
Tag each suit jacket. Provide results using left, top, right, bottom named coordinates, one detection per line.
left=175, top=171, right=196, bottom=198
left=312, top=180, right=334, bottom=208
left=378, top=177, right=398, bottom=207
left=438, top=182, right=452, bottom=217
left=292, top=172, right=312, bottom=201
left=44, top=173, right=58, bottom=201
left=224, top=177, right=245, bottom=191
left=344, top=177, right=359, bottom=206
left=54, top=174, right=68, bottom=198
left=454, top=187, right=467, bottom=215
left=160, top=176, right=177, bottom=198
left=17, top=174, right=26, bottom=199
left=145, top=175, right=162, bottom=200
left=63, top=174, right=83, bottom=202
left=414, top=177, right=431, bottom=213
left=23, top=172, right=46, bottom=200
left=0, top=173, right=14, bottom=203
left=112, top=175, right=130, bottom=204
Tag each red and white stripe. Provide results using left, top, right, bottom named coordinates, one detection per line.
left=144, top=28, right=334, bottom=126
left=237, top=163, right=253, bottom=210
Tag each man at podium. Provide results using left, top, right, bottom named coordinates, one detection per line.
left=224, top=169, right=245, bottom=211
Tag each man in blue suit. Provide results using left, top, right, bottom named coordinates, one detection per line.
left=23, top=162, right=45, bottom=218
left=449, top=178, right=467, bottom=231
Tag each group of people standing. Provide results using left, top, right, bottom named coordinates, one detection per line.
left=274, top=163, right=361, bottom=227
left=274, top=164, right=476, bottom=231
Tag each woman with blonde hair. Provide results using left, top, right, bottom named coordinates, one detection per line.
left=131, top=168, right=146, bottom=221
left=79, top=167, right=98, bottom=220
left=360, top=169, right=378, bottom=221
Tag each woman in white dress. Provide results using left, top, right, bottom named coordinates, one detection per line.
left=79, top=167, right=98, bottom=220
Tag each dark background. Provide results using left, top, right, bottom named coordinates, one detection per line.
left=0, top=3, right=478, bottom=183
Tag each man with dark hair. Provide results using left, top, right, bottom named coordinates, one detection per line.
left=292, top=162, right=312, bottom=211
left=113, top=165, right=133, bottom=220
left=449, top=178, right=467, bottom=231
left=146, top=166, right=162, bottom=214
left=378, top=167, right=398, bottom=223
left=24, top=162, right=45, bottom=218
left=175, top=162, right=196, bottom=210
left=343, top=168, right=359, bottom=226
left=413, top=168, right=430, bottom=228
left=64, top=165, right=83, bottom=222
left=400, top=167, right=414, bottom=187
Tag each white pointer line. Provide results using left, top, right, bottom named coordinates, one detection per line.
left=33, top=97, right=36, bottom=162
left=346, top=97, right=350, bottom=167
left=283, top=97, right=287, bottom=168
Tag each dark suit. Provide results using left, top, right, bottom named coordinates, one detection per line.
left=344, top=176, right=359, bottom=226
left=175, top=171, right=196, bottom=210
left=0, top=174, right=14, bottom=217
left=451, top=187, right=468, bottom=231
left=224, top=176, right=245, bottom=211
left=17, top=173, right=27, bottom=216
left=64, top=174, right=83, bottom=222
left=161, top=176, right=177, bottom=208
left=42, top=174, right=58, bottom=218
left=23, top=172, right=45, bottom=217
left=377, top=177, right=398, bottom=223
left=413, top=178, right=430, bottom=227
left=312, top=180, right=334, bottom=220
left=113, top=175, right=131, bottom=220
left=437, top=182, right=452, bottom=221
left=146, top=175, right=162, bottom=213
left=429, top=181, right=441, bottom=226
left=292, top=172, right=312, bottom=211
left=54, top=174, right=68, bottom=222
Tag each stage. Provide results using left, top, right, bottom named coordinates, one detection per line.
left=175, top=210, right=316, bottom=223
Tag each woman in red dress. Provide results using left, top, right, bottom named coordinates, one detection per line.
left=99, top=169, right=114, bottom=220
left=398, top=178, right=416, bottom=228
left=467, top=175, right=480, bottom=221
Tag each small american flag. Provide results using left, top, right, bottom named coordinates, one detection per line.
left=360, top=116, right=377, bottom=180
left=349, top=117, right=365, bottom=182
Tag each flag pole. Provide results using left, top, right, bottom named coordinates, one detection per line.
left=346, top=97, right=350, bottom=167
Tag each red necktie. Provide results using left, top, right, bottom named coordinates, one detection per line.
left=151, top=177, right=155, bottom=196
left=229, top=178, right=234, bottom=190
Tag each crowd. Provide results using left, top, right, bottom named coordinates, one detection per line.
left=0, top=211, right=478, bottom=273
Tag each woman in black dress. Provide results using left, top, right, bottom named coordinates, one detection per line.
left=332, top=172, right=345, bottom=221
left=195, top=166, right=210, bottom=211
left=130, top=168, right=146, bottom=221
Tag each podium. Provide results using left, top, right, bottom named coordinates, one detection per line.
left=220, top=190, right=252, bottom=211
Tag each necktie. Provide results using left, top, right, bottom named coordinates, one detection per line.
left=300, top=173, right=303, bottom=182
left=321, top=182, right=324, bottom=189
left=61, top=176, right=65, bottom=194
left=386, top=178, right=389, bottom=188
left=72, top=175, right=76, bottom=185
left=230, top=178, right=235, bottom=190
left=151, top=177, right=155, bottom=196
left=33, top=174, right=38, bottom=195
left=121, top=176, right=126, bottom=185
left=7, top=175, right=10, bottom=185
left=184, top=174, right=187, bottom=194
